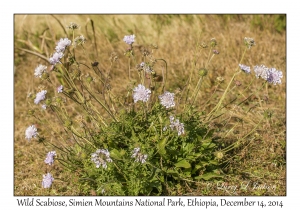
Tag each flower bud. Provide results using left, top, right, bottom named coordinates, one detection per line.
left=210, top=38, right=217, bottom=47
left=86, top=76, right=93, bottom=83
left=85, top=115, right=91, bottom=123
left=45, top=98, right=52, bottom=106
left=198, top=68, right=208, bottom=76
left=55, top=97, right=62, bottom=104
left=215, top=151, right=224, bottom=160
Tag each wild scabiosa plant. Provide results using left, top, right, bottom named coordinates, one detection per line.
left=23, top=21, right=284, bottom=196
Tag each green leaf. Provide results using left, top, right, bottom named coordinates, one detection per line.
left=175, top=159, right=191, bottom=168
left=194, top=172, right=223, bottom=180
left=209, top=160, right=219, bottom=165
left=110, top=149, right=123, bottom=160
left=166, top=169, right=179, bottom=177
left=201, top=142, right=216, bottom=150
left=157, top=138, right=167, bottom=155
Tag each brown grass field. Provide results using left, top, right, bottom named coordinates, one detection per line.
left=14, top=14, right=286, bottom=196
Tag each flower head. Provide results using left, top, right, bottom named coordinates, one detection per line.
left=213, top=49, right=220, bottom=54
left=73, top=35, right=86, bottom=47
left=244, top=37, right=255, bottom=49
left=133, top=84, right=151, bottom=103
left=266, top=68, right=283, bottom=85
left=57, top=85, right=63, bottom=93
left=49, top=52, right=64, bottom=65
left=42, top=173, right=54, bottom=188
left=123, top=34, right=135, bottom=45
left=55, top=38, right=71, bottom=52
left=67, top=22, right=80, bottom=30
left=34, top=90, right=47, bottom=104
left=210, top=38, right=217, bottom=47
left=34, top=65, right=47, bottom=78
left=169, top=116, right=185, bottom=136
left=158, top=91, right=175, bottom=108
left=239, top=64, right=251, bottom=74
left=132, top=147, right=148, bottom=164
left=91, top=149, right=113, bottom=169
left=44, top=151, right=56, bottom=165
left=254, top=65, right=269, bottom=80
left=25, top=125, right=38, bottom=140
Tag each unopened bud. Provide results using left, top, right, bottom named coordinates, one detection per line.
left=199, top=68, right=208, bottom=76
left=210, top=38, right=217, bottom=47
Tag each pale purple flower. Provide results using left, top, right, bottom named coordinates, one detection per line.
left=42, top=173, right=54, bottom=188
left=44, top=151, right=56, bottom=165
left=91, top=149, right=113, bottom=169
left=267, top=68, right=283, bottom=85
left=34, top=64, right=47, bottom=78
left=123, top=34, right=135, bottom=45
left=49, top=52, right=64, bottom=65
left=158, top=91, right=175, bottom=108
left=239, top=64, right=251, bottom=74
left=133, top=84, right=151, bottom=103
left=25, top=125, right=38, bottom=140
left=41, top=104, right=47, bottom=110
left=131, top=147, right=141, bottom=158
left=34, top=90, right=47, bottom=104
left=213, top=49, right=220, bottom=54
left=57, top=85, right=63, bottom=93
left=132, top=147, right=147, bottom=164
left=254, top=65, right=269, bottom=80
left=55, top=38, right=71, bottom=52
left=169, top=116, right=185, bottom=136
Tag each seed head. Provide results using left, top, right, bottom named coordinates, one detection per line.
left=244, top=37, right=255, bottom=49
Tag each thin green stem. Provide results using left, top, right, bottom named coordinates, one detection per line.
left=206, top=46, right=248, bottom=120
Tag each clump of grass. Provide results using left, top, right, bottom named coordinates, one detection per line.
left=14, top=14, right=286, bottom=196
